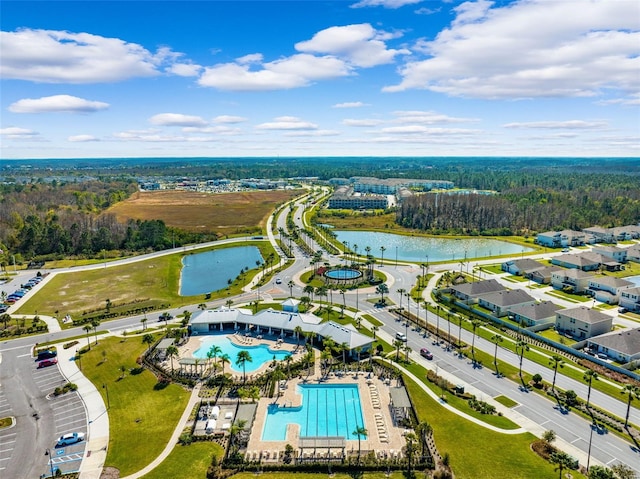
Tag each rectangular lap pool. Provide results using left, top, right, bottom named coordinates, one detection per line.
left=262, top=383, right=365, bottom=441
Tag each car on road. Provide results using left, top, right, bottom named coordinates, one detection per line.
left=275, top=278, right=282, bottom=284
left=37, top=358, right=58, bottom=368
left=420, top=348, right=433, bottom=360
left=56, top=432, right=85, bottom=446
left=395, top=332, right=407, bottom=342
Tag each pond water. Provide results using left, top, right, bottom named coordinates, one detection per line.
left=626, top=275, right=640, bottom=287
left=179, top=246, right=263, bottom=296
left=334, top=231, right=534, bottom=263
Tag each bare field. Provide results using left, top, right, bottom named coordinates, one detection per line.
left=107, top=189, right=303, bottom=232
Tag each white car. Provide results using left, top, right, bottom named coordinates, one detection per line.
left=56, top=432, right=85, bottom=446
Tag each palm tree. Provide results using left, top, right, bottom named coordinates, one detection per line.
left=142, top=333, right=154, bottom=353
left=339, top=287, right=346, bottom=318
left=397, top=288, right=406, bottom=310
left=550, top=451, right=574, bottom=479
left=621, top=384, right=640, bottom=428
left=352, top=426, right=368, bottom=462
left=404, top=344, right=411, bottom=363
left=182, top=310, right=192, bottom=326
left=394, top=339, right=404, bottom=362
left=236, top=350, right=252, bottom=383
left=225, top=299, right=233, bottom=309
left=372, top=325, right=379, bottom=340
left=294, top=325, right=304, bottom=347
left=198, top=303, right=207, bottom=311
left=166, top=345, right=179, bottom=373
left=339, top=342, right=349, bottom=371
left=415, top=421, right=433, bottom=460
left=549, top=354, right=564, bottom=393
left=403, top=432, right=419, bottom=478
left=320, top=348, right=332, bottom=377
left=91, top=319, right=100, bottom=345
left=140, top=316, right=148, bottom=331
left=219, top=353, right=230, bottom=376
left=272, top=366, right=286, bottom=398
left=376, top=283, right=389, bottom=305
left=379, top=245, right=386, bottom=265
left=516, top=340, right=529, bottom=383
left=287, top=280, right=294, bottom=297
left=470, top=319, right=481, bottom=362
left=209, top=345, right=222, bottom=368
left=228, top=419, right=247, bottom=455
left=583, top=369, right=598, bottom=408
left=83, top=324, right=92, bottom=350
left=303, top=285, right=315, bottom=302
left=491, top=334, right=503, bottom=375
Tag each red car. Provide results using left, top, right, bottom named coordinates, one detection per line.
left=420, top=348, right=433, bottom=360
left=37, top=358, right=58, bottom=368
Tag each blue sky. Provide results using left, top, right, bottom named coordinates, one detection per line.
left=1, top=0, right=638, bottom=159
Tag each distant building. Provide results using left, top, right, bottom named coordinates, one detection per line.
left=326, top=186, right=389, bottom=209
left=477, top=289, right=537, bottom=317
left=587, top=327, right=640, bottom=363
left=555, top=306, right=612, bottom=339
left=583, top=226, right=615, bottom=244
left=501, top=258, right=544, bottom=276
left=509, top=301, right=561, bottom=330
left=551, top=253, right=600, bottom=272
left=591, top=245, right=628, bottom=264
left=449, top=279, right=507, bottom=303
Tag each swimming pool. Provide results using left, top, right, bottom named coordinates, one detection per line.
left=324, top=268, right=363, bottom=280
left=192, top=335, right=291, bottom=373
left=262, top=384, right=365, bottom=441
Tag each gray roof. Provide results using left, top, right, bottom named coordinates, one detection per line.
left=478, top=289, right=536, bottom=307
left=582, top=252, right=619, bottom=265
left=157, top=338, right=175, bottom=350
left=557, top=306, right=611, bottom=324
left=504, top=259, right=544, bottom=271
left=389, top=387, right=411, bottom=408
left=552, top=254, right=599, bottom=268
left=554, top=268, right=594, bottom=280
left=450, top=279, right=506, bottom=297
left=588, top=276, right=634, bottom=289
left=509, top=301, right=562, bottom=320
left=588, top=328, right=640, bottom=356
left=529, top=265, right=563, bottom=277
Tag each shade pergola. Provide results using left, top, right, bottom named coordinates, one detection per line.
left=298, top=436, right=346, bottom=458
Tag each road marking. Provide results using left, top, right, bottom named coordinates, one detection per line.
left=16, top=353, right=32, bottom=358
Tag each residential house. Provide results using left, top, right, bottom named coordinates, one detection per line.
left=551, top=268, right=594, bottom=294
left=551, top=253, right=600, bottom=271
left=591, top=245, right=628, bottom=264
left=509, top=301, right=561, bottom=331
left=581, top=252, right=622, bottom=272
left=587, top=327, right=640, bottom=363
left=477, top=289, right=537, bottom=317
left=501, top=258, right=544, bottom=275
left=526, top=265, right=563, bottom=285
left=555, top=306, right=612, bottom=339
left=583, top=226, right=615, bottom=244
left=620, top=287, right=640, bottom=313
left=448, top=279, right=507, bottom=303
left=610, top=225, right=640, bottom=241
left=625, top=244, right=640, bottom=263
left=558, top=229, right=586, bottom=247
left=587, top=276, right=634, bottom=304
left=537, top=231, right=562, bottom=248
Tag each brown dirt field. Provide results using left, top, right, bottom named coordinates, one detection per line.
left=106, top=189, right=303, bottom=232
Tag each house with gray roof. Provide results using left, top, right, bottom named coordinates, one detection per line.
left=587, top=276, right=634, bottom=305
left=583, top=226, right=615, bottom=244
left=591, top=245, right=628, bottom=264
left=587, top=327, right=640, bottom=363
left=537, top=231, right=562, bottom=248
left=501, top=258, right=544, bottom=276
left=526, top=265, right=563, bottom=284
left=610, top=225, right=640, bottom=241
left=551, top=268, right=594, bottom=294
left=625, top=244, right=640, bottom=263
left=508, top=301, right=561, bottom=330
left=555, top=306, right=612, bottom=339
left=449, top=279, right=507, bottom=303
left=581, top=252, right=622, bottom=272
left=551, top=253, right=600, bottom=271
left=620, top=287, right=640, bottom=313
left=477, top=289, right=537, bottom=317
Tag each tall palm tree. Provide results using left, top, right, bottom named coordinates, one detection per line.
left=516, top=340, right=529, bottom=383
left=583, top=369, right=598, bottom=408
left=91, top=319, right=100, bottom=345
left=209, top=345, right=222, bottom=368
left=142, top=333, right=154, bottom=353
left=404, top=344, right=411, bottom=363
left=287, top=280, right=294, bottom=297
left=550, top=451, right=574, bottom=479
left=403, top=432, right=419, bottom=478
left=182, top=310, right=192, bottom=326
left=339, top=342, right=349, bottom=371
left=376, top=283, right=389, bottom=304
left=303, top=285, right=315, bottom=302
left=414, top=421, right=433, bottom=460
left=549, top=354, right=564, bottom=393
left=83, top=324, right=92, bottom=350
left=219, top=353, right=230, bottom=376
left=491, top=334, right=503, bottom=375
left=470, top=319, right=481, bottom=361
left=397, top=288, right=406, bottom=310
left=166, top=345, right=179, bottom=373
left=352, top=426, right=368, bottom=462
left=394, top=339, right=404, bottom=362
left=140, top=316, right=148, bottom=331
left=372, top=325, right=379, bottom=340
left=236, top=350, right=252, bottom=383
left=379, top=246, right=386, bottom=265
left=294, top=326, right=304, bottom=347
left=621, top=384, right=639, bottom=428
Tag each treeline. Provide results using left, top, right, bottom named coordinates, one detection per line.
left=397, top=185, right=640, bottom=235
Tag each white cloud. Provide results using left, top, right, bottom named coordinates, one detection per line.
left=350, top=0, right=423, bottom=9
left=415, top=7, right=440, bottom=15
left=503, top=120, right=608, bottom=129
left=256, top=116, right=318, bottom=130
left=167, top=63, right=202, bottom=77
left=392, top=110, right=478, bottom=124
left=295, top=24, right=409, bottom=68
left=213, top=115, right=248, bottom=124
left=284, top=130, right=340, bottom=137
left=113, top=130, right=183, bottom=142
left=385, top=0, right=640, bottom=101
left=68, top=134, right=99, bottom=142
left=182, top=126, right=241, bottom=135
left=333, top=101, right=369, bottom=108
left=199, top=54, right=350, bottom=91
left=9, top=95, right=109, bottom=113
left=0, top=29, right=188, bottom=83
left=380, top=125, right=480, bottom=135
left=0, top=127, right=39, bottom=138
left=342, top=118, right=384, bottom=127
left=149, top=113, right=208, bottom=127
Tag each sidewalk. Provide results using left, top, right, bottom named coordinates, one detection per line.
left=56, top=343, right=109, bottom=479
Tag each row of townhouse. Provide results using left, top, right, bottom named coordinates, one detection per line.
left=586, top=327, right=640, bottom=364
left=537, top=224, right=640, bottom=247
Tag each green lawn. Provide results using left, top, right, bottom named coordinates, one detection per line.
left=494, top=395, right=519, bottom=408
left=80, top=335, right=190, bottom=476
left=141, top=441, right=223, bottom=479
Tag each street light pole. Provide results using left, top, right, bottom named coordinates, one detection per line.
left=45, top=448, right=55, bottom=478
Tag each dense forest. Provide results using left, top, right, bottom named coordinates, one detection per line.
left=0, top=157, right=638, bottom=263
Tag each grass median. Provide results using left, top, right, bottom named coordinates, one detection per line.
left=140, top=441, right=223, bottom=479
left=79, top=334, right=189, bottom=477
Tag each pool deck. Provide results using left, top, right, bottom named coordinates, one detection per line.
left=245, top=368, right=408, bottom=462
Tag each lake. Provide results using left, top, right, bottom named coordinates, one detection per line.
left=334, top=231, right=534, bottom=263
left=180, top=246, right=264, bottom=296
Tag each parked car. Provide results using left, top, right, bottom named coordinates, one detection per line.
left=37, top=350, right=57, bottom=361
left=56, top=432, right=85, bottom=446
left=0, top=305, right=8, bottom=313
left=37, top=358, right=58, bottom=368
left=420, top=348, right=433, bottom=360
